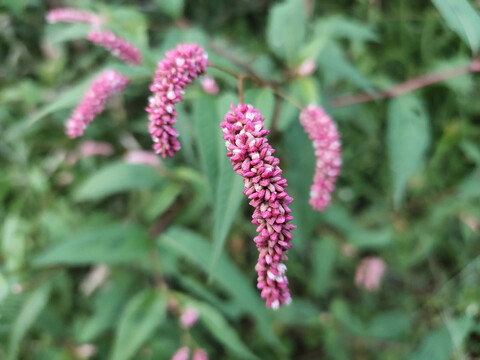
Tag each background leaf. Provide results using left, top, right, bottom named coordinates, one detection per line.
left=387, top=95, right=430, bottom=207
left=74, top=162, right=162, bottom=201
left=110, top=289, right=167, bottom=360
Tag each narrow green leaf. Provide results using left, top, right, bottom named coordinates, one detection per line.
left=193, top=95, right=221, bottom=198
left=8, top=283, right=51, bottom=360
left=110, top=289, right=167, bottom=360
left=209, top=158, right=244, bottom=277
left=349, top=229, right=392, bottom=249
left=387, top=95, right=430, bottom=207
left=366, top=310, right=413, bottom=340
left=195, top=301, right=258, bottom=359
left=74, top=162, right=162, bottom=201
left=32, top=224, right=150, bottom=266
left=266, top=0, right=307, bottom=64
left=158, top=227, right=283, bottom=350
left=432, top=0, right=480, bottom=54
left=311, top=237, right=337, bottom=296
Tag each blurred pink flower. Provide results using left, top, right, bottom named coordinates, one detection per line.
left=299, top=105, right=342, bottom=212
left=65, top=70, right=129, bottom=138
left=201, top=76, right=219, bottom=95
left=171, top=347, right=189, bottom=360
left=355, top=257, right=386, bottom=291
left=88, top=31, right=142, bottom=65
left=123, top=150, right=160, bottom=167
left=74, top=344, right=97, bottom=359
left=193, top=348, right=209, bottom=360
left=221, top=104, right=296, bottom=309
left=78, top=141, right=114, bottom=158
left=179, top=307, right=199, bottom=329
left=147, top=44, right=208, bottom=158
left=296, top=59, right=316, bottom=77
left=46, top=8, right=102, bottom=26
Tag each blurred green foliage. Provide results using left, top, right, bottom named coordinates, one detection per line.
left=1, top=0, right=480, bottom=359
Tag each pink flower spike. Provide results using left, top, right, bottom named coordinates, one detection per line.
left=78, top=141, right=114, bottom=158
left=65, top=70, right=129, bottom=138
left=193, top=348, right=209, bottom=360
left=179, top=307, right=199, bottom=329
left=221, top=104, right=296, bottom=309
left=299, top=105, right=342, bottom=212
left=123, top=150, right=160, bottom=167
left=201, top=76, right=219, bottom=95
left=296, top=59, right=316, bottom=77
left=146, top=43, right=209, bottom=158
left=88, top=31, right=142, bottom=65
left=171, top=347, right=190, bottom=360
left=46, top=8, right=103, bottom=26
left=355, top=257, right=386, bottom=292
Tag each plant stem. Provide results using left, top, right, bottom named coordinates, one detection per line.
left=331, top=57, right=480, bottom=108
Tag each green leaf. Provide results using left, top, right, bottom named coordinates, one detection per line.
left=244, top=88, right=275, bottom=129
left=311, top=237, right=337, bottom=296
left=74, top=162, right=162, bottom=201
left=409, top=327, right=453, bottom=360
left=210, top=159, right=244, bottom=278
left=266, top=0, right=307, bottom=64
left=155, top=0, right=185, bottom=18
left=110, top=289, right=167, bottom=360
left=44, top=23, right=91, bottom=44
left=349, top=229, right=392, bottom=249
left=2, top=216, right=26, bottom=272
left=317, top=41, right=374, bottom=92
left=8, top=283, right=51, bottom=360
left=193, top=95, right=221, bottom=198
left=366, top=310, right=413, bottom=340
left=432, top=0, right=480, bottom=54
left=144, top=182, right=183, bottom=221
left=32, top=224, right=151, bottom=266
left=387, top=95, right=430, bottom=207
left=158, top=227, right=283, bottom=350
left=315, top=16, right=379, bottom=43
left=194, top=301, right=258, bottom=359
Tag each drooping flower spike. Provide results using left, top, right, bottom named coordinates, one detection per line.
left=46, top=8, right=103, bottom=26
left=146, top=44, right=208, bottom=158
left=299, top=105, right=342, bottom=211
left=65, top=70, right=129, bottom=138
left=88, top=31, right=142, bottom=65
left=221, top=104, right=296, bottom=309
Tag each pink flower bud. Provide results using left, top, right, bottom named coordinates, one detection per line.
left=296, top=59, right=316, bottom=77
left=146, top=43, right=208, bottom=158
left=201, top=76, right=219, bottom=95
left=78, top=141, right=114, bottom=158
left=179, top=307, right=199, bottom=329
left=88, top=31, right=142, bottom=65
left=65, top=70, right=129, bottom=138
left=299, top=105, right=342, bottom=212
left=123, top=150, right=160, bottom=167
left=193, top=348, right=209, bottom=360
left=46, top=8, right=103, bottom=26
left=171, top=347, right=189, bottom=360
left=221, top=104, right=296, bottom=309
left=355, top=257, right=386, bottom=292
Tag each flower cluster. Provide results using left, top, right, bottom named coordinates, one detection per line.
left=221, top=104, right=296, bottom=309
left=65, top=70, right=129, bottom=138
left=355, top=257, right=386, bottom=291
left=146, top=44, right=208, bottom=158
left=299, top=105, right=342, bottom=211
left=171, top=347, right=208, bottom=360
left=46, top=8, right=102, bottom=26
left=88, top=31, right=142, bottom=65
